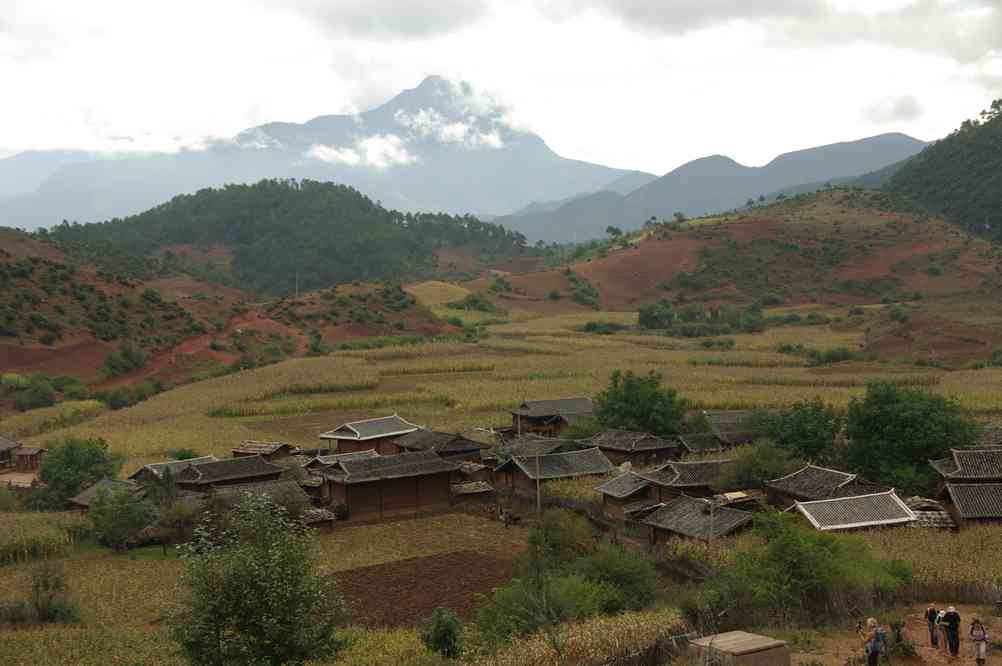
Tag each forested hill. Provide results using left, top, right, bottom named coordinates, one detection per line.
left=886, top=99, right=1002, bottom=240
left=35, top=179, right=529, bottom=295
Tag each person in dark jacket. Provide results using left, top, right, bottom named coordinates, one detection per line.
left=926, top=605, right=939, bottom=647
left=942, top=606, right=962, bottom=657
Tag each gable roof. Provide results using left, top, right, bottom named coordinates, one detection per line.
left=232, top=441, right=297, bottom=456
left=586, top=431, right=681, bottom=453
left=303, top=450, right=379, bottom=469
left=793, top=490, right=916, bottom=531
left=766, top=464, right=887, bottom=502
left=931, top=448, right=1002, bottom=481
left=703, top=410, right=760, bottom=446
left=946, top=483, right=1002, bottom=520
left=212, top=479, right=310, bottom=508
left=679, top=433, right=725, bottom=455
left=636, top=460, right=731, bottom=489
left=175, top=456, right=283, bottom=486
left=641, top=495, right=753, bottom=540
left=0, top=435, right=22, bottom=453
left=595, top=472, right=651, bottom=499
left=70, top=478, right=141, bottom=508
left=326, top=450, right=458, bottom=484
left=982, top=423, right=1002, bottom=448
left=507, top=447, right=613, bottom=481
left=394, top=429, right=487, bottom=455
left=492, top=436, right=579, bottom=461
left=319, top=414, right=419, bottom=441
left=128, top=456, right=220, bottom=481
left=511, top=397, right=593, bottom=418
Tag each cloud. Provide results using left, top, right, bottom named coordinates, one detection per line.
left=306, top=133, right=416, bottom=169
left=263, top=0, right=492, bottom=39
left=861, top=95, right=924, bottom=124
left=394, top=107, right=505, bottom=148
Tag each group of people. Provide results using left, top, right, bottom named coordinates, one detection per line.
left=924, top=606, right=990, bottom=664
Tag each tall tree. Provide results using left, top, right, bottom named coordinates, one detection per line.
left=27, top=437, right=124, bottom=510
left=88, top=487, right=156, bottom=551
left=595, top=370, right=686, bottom=436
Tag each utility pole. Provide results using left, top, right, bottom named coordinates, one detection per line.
left=536, top=451, right=542, bottom=514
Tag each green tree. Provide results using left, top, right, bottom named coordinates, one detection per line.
left=713, top=440, right=802, bottom=491
left=595, top=370, right=686, bottom=436
left=169, top=493, right=346, bottom=666
left=27, top=437, right=124, bottom=510
left=89, top=487, right=156, bottom=551
left=768, top=397, right=845, bottom=464
left=421, top=607, right=462, bottom=659
left=845, top=382, right=979, bottom=494
left=14, top=377, right=56, bottom=412
left=605, top=226, right=623, bottom=239
left=637, top=299, right=674, bottom=329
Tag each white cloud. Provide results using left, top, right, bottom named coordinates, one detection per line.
left=861, top=95, right=925, bottom=124
left=394, top=108, right=506, bottom=149
left=306, top=133, right=416, bottom=169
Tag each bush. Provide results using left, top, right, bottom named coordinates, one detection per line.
left=546, top=290, right=562, bottom=301
left=700, top=338, right=735, bottom=350
left=888, top=305, right=908, bottom=322
left=446, top=292, right=496, bottom=313
left=103, top=341, right=147, bottom=376
left=421, top=607, right=462, bottom=658
left=713, top=440, right=802, bottom=492
left=576, top=542, right=658, bottom=612
left=29, top=563, right=80, bottom=624
left=26, top=436, right=124, bottom=510
left=581, top=321, right=627, bottom=335
left=596, top=370, right=686, bottom=437
left=14, top=379, right=56, bottom=412
left=806, top=347, right=857, bottom=366
left=167, top=447, right=201, bottom=461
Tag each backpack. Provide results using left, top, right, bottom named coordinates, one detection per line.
left=871, top=628, right=888, bottom=657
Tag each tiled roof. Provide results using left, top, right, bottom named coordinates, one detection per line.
left=304, top=450, right=380, bottom=469
left=586, top=431, right=682, bottom=453
left=320, top=414, right=419, bottom=441
left=0, top=435, right=22, bottom=453
left=128, top=456, right=219, bottom=481
left=679, top=433, right=725, bottom=454
left=212, top=479, right=310, bottom=508
left=509, top=447, right=614, bottom=481
left=931, top=448, right=1002, bottom=481
left=15, top=447, right=43, bottom=456
left=70, top=478, right=141, bottom=507
left=511, top=398, right=594, bottom=418
left=641, top=495, right=753, bottom=540
left=793, top=491, right=916, bottom=531
left=623, top=499, right=663, bottom=518
left=904, top=497, right=956, bottom=529
left=982, top=423, right=1002, bottom=448
left=175, top=456, right=283, bottom=486
left=766, top=464, right=887, bottom=502
left=595, top=472, right=650, bottom=499
left=493, top=436, right=577, bottom=461
left=637, top=460, right=731, bottom=489
left=232, top=441, right=297, bottom=456
left=946, top=483, right=1002, bottom=520
left=394, top=429, right=486, bottom=455
left=704, top=410, right=760, bottom=446
left=327, top=450, right=458, bottom=484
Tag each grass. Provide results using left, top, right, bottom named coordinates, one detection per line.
left=0, top=400, right=107, bottom=438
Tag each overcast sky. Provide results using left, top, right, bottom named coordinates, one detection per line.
left=1, top=0, right=999, bottom=174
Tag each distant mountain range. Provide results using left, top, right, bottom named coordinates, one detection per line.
left=497, top=133, right=928, bottom=242
left=0, top=76, right=636, bottom=230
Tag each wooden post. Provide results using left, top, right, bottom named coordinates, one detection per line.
left=378, top=483, right=384, bottom=520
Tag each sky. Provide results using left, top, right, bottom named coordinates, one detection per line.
left=0, top=0, right=1000, bottom=174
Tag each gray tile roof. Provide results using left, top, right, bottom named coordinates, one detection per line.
left=0, top=435, right=22, bottom=453
left=586, top=431, right=682, bottom=453
left=946, top=483, right=1002, bottom=520
left=212, top=479, right=310, bottom=508
left=793, top=490, right=916, bottom=531
left=175, top=456, right=283, bottom=486
left=70, top=478, right=141, bottom=508
left=128, top=456, right=219, bottom=481
left=931, top=448, right=1002, bottom=481
left=679, top=433, right=725, bottom=454
left=304, top=450, right=380, bottom=469
left=492, top=436, right=579, bottom=461
left=766, top=464, right=887, bottom=502
left=509, top=447, right=614, bottom=481
left=326, top=450, right=458, bottom=484
left=232, top=441, right=297, bottom=456
left=637, top=460, right=731, bottom=489
left=511, top=397, right=594, bottom=418
left=595, top=472, right=650, bottom=499
left=982, top=423, right=1002, bottom=448
left=394, top=429, right=487, bottom=455
left=320, top=414, right=419, bottom=441
left=703, top=410, right=760, bottom=446
left=641, top=495, right=753, bottom=540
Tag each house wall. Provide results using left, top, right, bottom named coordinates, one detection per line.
left=765, top=489, right=803, bottom=509
left=339, top=472, right=452, bottom=519
left=15, top=453, right=42, bottom=472
left=510, top=415, right=565, bottom=438
left=602, top=488, right=653, bottom=521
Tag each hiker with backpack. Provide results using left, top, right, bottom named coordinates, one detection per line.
left=862, top=618, right=888, bottom=666
left=943, top=606, right=962, bottom=657
left=939, top=610, right=951, bottom=654
left=926, top=605, right=940, bottom=648
left=970, top=618, right=988, bottom=666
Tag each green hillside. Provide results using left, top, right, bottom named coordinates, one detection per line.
left=36, top=179, right=530, bottom=295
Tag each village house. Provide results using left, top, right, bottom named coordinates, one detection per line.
left=174, top=456, right=284, bottom=493
left=322, top=449, right=458, bottom=520
left=392, top=428, right=488, bottom=461
left=945, top=483, right=1002, bottom=524
left=303, top=449, right=379, bottom=473
left=231, top=441, right=299, bottom=462
left=634, top=460, right=731, bottom=502
left=508, top=397, right=594, bottom=437
left=595, top=472, right=654, bottom=520
left=931, top=447, right=1002, bottom=524
left=302, top=450, right=380, bottom=503
left=212, top=478, right=311, bottom=512
left=127, top=456, right=220, bottom=484
left=0, top=435, right=45, bottom=472
left=702, top=410, right=761, bottom=447
left=584, top=430, right=682, bottom=465
left=484, top=435, right=583, bottom=480
left=494, top=447, right=613, bottom=493
left=319, top=414, right=419, bottom=455
left=641, top=495, right=753, bottom=544
left=765, top=464, right=888, bottom=508
left=678, top=433, right=726, bottom=456
left=791, top=490, right=916, bottom=532
left=0, top=435, right=19, bottom=467
left=70, top=478, right=142, bottom=512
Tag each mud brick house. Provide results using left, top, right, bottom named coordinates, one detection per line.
left=174, top=456, right=283, bottom=493
left=508, top=398, right=594, bottom=437
left=70, top=478, right=142, bottom=512
left=495, top=447, right=613, bottom=493
left=231, top=441, right=299, bottom=462
left=596, top=472, right=654, bottom=520
left=320, top=415, right=419, bottom=455
left=765, top=464, right=888, bottom=508
left=584, top=431, right=682, bottom=465
left=641, top=495, right=753, bottom=544
left=634, top=460, right=732, bottom=502
left=393, top=429, right=488, bottom=461
left=791, top=490, right=916, bottom=532
left=128, top=456, right=219, bottom=484
left=322, top=450, right=458, bottom=520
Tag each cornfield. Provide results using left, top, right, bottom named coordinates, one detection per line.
left=0, top=512, right=88, bottom=565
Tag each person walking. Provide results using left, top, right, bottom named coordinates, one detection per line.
left=970, top=618, right=988, bottom=666
left=939, top=610, right=951, bottom=654
left=862, top=618, right=888, bottom=666
left=926, top=605, right=940, bottom=648
left=943, top=606, right=962, bottom=658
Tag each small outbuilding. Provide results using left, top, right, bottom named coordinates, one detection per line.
left=595, top=472, right=653, bottom=520
left=641, top=495, right=753, bottom=544
left=945, top=483, right=1002, bottom=524
left=791, top=490, right=916, bottom=532
left=320, top=415, right=419, bottom=455
left=303, top=449, right=379, bottom=473
left=678, top=433, right=726, bottom=456
left=0, top=435, right=21, bottom=467
left=635, top=460, right=731, bottom=502
left=508, top=398, right=594, bottom=437
left=905, top=496, right=956, bottom=529
left=128, top=456, right=219, bottom=483
left=231, top=441, right=299, bottom=462
left=495, top=447, right=613, bottom=493
left=765, top=464, right=887, bottom=508
left=70, top=478, right=142, bottom=512
left=702, top=410, right=761, bottom=447
left=691, top=631, right=790, bottom=666
left=14, top=446, right=44, bottom=472
left=393, top=429, right=488, bottom=461
left=584, top=431, right=682, bottom=465
left=175, top=456, right=284, bottom=493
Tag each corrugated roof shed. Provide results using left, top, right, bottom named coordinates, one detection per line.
left=946, top=483, right=1002, bottom=519
left=641, top=495, right=753, bottom=540
left=327, top=450, right=458, bottom=484
left=793, top=490, right=916, bottom=531
left=511, top=397, right=594, bottom=418
left=176, top=456, right=283, bottom=486
left=586, top=431, right=681, bottom=453
left=931, top=448, right=1002, bottom=481
left=320, top=415, right=419, bottom=441
left=509, top=447, right=613, bottom=481
left=595, top=472, right=650, bottom=499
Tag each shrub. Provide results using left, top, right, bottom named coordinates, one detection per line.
left=700, top=338, right=735, bottom=350
left=29, top=563, right=80, bottom=624
left=547, top=290, right=562, bottom=301
left=167, top=447, right=201, bottom=460
left=596, top=370, right=686, bottom=437
left=103, top=341, right=147, bottom=376
left=26, top=436, right=124, bottom=510
left=713, top=440, right=802, bottom=492
left=576, top=542, right=658, bottom=612
left=332, top=503, right=349, bottom=521
left=421, top=607, right=462, bottom=658
left=14, top=379, right=56, bottom=412
left=806, top=347, right=857, bottom=366
left=447, top=292, right=496, bottom=313
left=888, top=305, right=908, bottom=322
left=89, top=487, right=157, bottom=551
left=581, top=321, right=627, bottom=335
